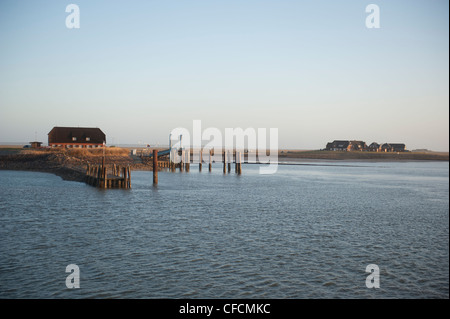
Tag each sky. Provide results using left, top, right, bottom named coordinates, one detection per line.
left=0, top=0, right=448, bottom=151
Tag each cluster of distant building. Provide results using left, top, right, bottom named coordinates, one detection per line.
left=325, top=140, right=407, bottom=152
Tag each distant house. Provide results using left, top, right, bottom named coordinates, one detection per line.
left=380, top=143, right=392, bottom=152
left=325, top=140, right=350, bottom=151
left=30, top=141, right=43, bottom=149
left=348, top=140, right=367, bottom=151
left=368, top=142, right=380, bottom=152
left=379, top=143, right=406, bottom=152
left=48, top=127, right=106, bottom=148
left=389, top=143, right=406, bottom=152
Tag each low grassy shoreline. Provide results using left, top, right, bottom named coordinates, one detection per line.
left=0, top=148, right=447, bottom=182
left=0, top=148, right=153, bottom=182
left=278, top=150, right=449, bottom=161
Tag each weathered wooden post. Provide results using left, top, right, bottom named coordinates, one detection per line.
left=209, top=150, right=212, bottom=172
left=199, top=150, right=202, bottom=172
left=103, top=166, right=107, bottom=189
left=85, top=163, right=90, bottom=184
left=127, top=166, right=131, bottom=188
left=227, top=151, right=232, bottom=173
left=186, top=150, right=190, bottom=172
left=223, top=151, right=226, bottom=174
left=237, top=151, right=242, bottom=174
left=153, top=149, right=158, bottom=185
left=169, top=149, right=174, bottom=171
left=180, top=149, right=185, bottom=172
left=94, top=166, right=98, bottom=186
left=123, top=167, right=127, bottom=189
left=96, top=165, right=101, bottom=187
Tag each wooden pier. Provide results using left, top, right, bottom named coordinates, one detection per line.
left=166, top=149, right=243, bottom=175
left=93, top=147, right=243, bottom=188
left=85, top=163, right=131, bottom=189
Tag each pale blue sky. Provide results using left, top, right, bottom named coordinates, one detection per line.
left=0, top=0, right=448, bottom=150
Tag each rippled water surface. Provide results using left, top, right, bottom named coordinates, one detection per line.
left=0, top=161, right=448, bottom=298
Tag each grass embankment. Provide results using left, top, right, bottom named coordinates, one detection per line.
left=22, top=147, right=130, bottom=157
left=0, top=147, right=148, bottom=181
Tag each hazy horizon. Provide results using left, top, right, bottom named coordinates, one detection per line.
left=0, top=0, right=448, bottom=151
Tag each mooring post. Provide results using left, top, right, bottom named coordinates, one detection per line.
left=93, top=166, right=97, bottom=186
left=199, top=150, right=202, bottom=172
left=180, top=149, right=185, bottom=172
left=153, top=149, right=158, bottom=185
left=96, top=165, right=101, bottom=187
left=103, top=166, right=107, bottom=189
left=209, top=150, right=212, bottom=172
left=223, top=151, right=226, bottom=174
left=169, top=149, right=174, bottom=171
left=86, top=163, right=90, bottom=184
left=127, top=166, right=131, bottom=188
left=227, top=151, right=231, bottom=173
left=237, top=151, right=242, bottom=174
left=123, top=167, right=127, bottom=189
left=186, top=150, right=190, bottom=172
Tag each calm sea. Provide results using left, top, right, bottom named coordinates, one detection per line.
left=0, top=161, right=448, bottom=298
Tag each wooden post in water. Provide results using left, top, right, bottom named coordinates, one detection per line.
left=209, top=150, right=212, bottom=172
left=186, top=150, right=190, bottom=172
left=123, top=167, right=127, bottom=189
left=199, top=150, right=202, bottom=172
left=94, top=166, right=98, bottom=186
left=103, top=166, right=107, bottom=189
left=96, top=165, right=100, bottom=187
left=153, top=149, right=158, bottom=185
left=237, top=151, right=242, bottom=174
left=169, top=149, right=174, bottom=171
left=86, top=163, right=90, bottom=184
left=171, top=155, right=176, bottom=172
left=127, top=166, right=131, bottom=188
left=180, top=150, right=185, bottom=172
left=223, top=151, right=226, bottom=174
left=227, top=151, right=231, bottom=173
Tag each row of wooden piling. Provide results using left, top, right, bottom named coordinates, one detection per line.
left=161, top=150, right=243, bottom=178
left=85, top=163, right=131, bottom=189
left=84, top=148, right=242, bottom=188
left=222, top=151, right=243, bottom=174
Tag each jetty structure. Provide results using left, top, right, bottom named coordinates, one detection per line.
left=143, top=134, right=244, bottom=185
left=84, top=144, right=132, bottom=189
left=85, top=162, right=131, bottom=189
left=65, top=130, right=244, bottom=188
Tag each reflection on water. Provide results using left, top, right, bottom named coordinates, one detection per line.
left=0, top=161, right=448, bottom=298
